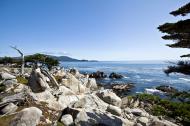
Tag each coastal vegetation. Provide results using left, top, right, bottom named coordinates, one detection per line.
left=158, top=2, right=190, bottom=75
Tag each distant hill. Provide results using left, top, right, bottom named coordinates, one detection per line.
left=45, top=55, right=98, bottom=62
left=0, top=55, right=98, bottom=62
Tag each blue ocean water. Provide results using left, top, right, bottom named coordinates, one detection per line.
left=61, top=61, right=190, bottom=94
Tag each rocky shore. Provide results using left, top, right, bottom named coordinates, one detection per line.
left=0, top=66, right=182, bottom=126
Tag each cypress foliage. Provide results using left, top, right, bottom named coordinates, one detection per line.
left=158, top=2, right=190, bottom=75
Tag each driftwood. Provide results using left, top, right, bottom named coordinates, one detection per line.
left=10, top=46, right=25, bottom=75
left=41, top=68, right=59, bottom=88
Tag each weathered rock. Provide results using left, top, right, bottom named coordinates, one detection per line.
left=150, top=118, right=179, bottom=126
left=73, top=94, right=108, bottom=111
left=54, top=69, right=66, bottom=77
left=3, top=79, right=17, bottom=91
left=74, top=109, right=134, bottom=126
left=107, top=104, right=121, bottom=116
left=0, top=103, right=18, bottom=114
left=1, top=92, right=25, bottom=104
left=69, top=68, right=79, bottom=76
left=156, top=85, right=178, bottom=94
left=89, top=71, right=107, bottom=79
left=130, top=108, right=144, bottom=116
left=61, top=114, right=73, bottom=126
left=28, top=68, right=50, bottom=93
left=109, top=72, right=123, bottom=79
left=61, top=73, right=86, bottom=94
left=53, top=86, right=75, bottom=96
left=29, top=90, right=65, bottom=110
left=86, top=78, right=97, bottom=90
left=58, top=95, right=84, bottom=107
left=0, top=72, right=16, bottom=80
left=13, top=84, right=29, bottom=93
left=97, top=90, right=122, bottom=107
left=10, top=107, right=42, bottom=126
left=112, top=83, right=134, bottom=96
left=137, top=117, right=149, bottom=126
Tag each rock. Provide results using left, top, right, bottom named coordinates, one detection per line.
left=62, top=73, right=86, bottom=94
left=74, top=109, right=134, bottom=126
left=53, top=86, right=75, bottom=96
left=150, top=118, right=178, bottom=126
left=10, top=107, right=42, bottom=126
left=106, top=104, right=121, bottom=116
left=3, top=79, right=17, bottom=91
left=69, top=68, right=79, bottom=76
left=86, top=78, right=98, bottom=90
left=1, top=92, right=25, bottom=104
left=0, top=103, right=18, bottom=114
left=137, top=117, right=149, bottom=126
left=130, top=108, right=144, bottom=116
left=156, top=85, right=178, bottom=94
left=13, top=84, right=29, bottom=93
left=112, top=83, right=134, bottom=96
left=73, top=94, right=108, bottom=111
left=109, top=72, right=123, bottom=79
left=54, top=69, right=66, bottom=77
left=28, top=68, right=50, bottom=93
left=89, top=71, right=107, bottom=79
left=61, top=114, right=73, bottom=126
left=97, top=90, right=122, bottom=107
left=29, top=90, right=55, bottom=102
left=58, top=95, right=84, bottom=107
left=0, top=72, right=16, bottom=80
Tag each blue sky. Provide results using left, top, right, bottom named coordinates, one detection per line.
left=0, top=0, right=189, bottom=61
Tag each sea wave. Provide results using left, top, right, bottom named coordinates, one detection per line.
left=145, top=88, right=164, bottom=95
left=179, top=78, right=190, bottom=82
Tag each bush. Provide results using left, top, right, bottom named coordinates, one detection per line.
left=16, top=76, right=28, bottom=84
left=135, top=93, right=190, bottom=125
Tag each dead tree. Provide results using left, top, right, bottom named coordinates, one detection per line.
left=10, top=46, right=24, bottom=75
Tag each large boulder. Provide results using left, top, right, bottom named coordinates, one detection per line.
left=89, top=71, right=107, bottom=79
left=61, top=73, right=86, bottom=94
left=156, top=85, right=178, bottom=94
left=97, top=90, right=122, bottom=107
left=0, top=72, right=16, bottom=80
left=106, top=104, right=122, bottom=116
left=86, top=78, right=98, bottom=90
left=10, top=107, right=42, bottom=126
left=137, top=117, right=149, bottom=126
left=61, top=114, right=74, bottom=126
left=28, top=68, right=50, bottom=93
left=58, top=94, right=84, bottom=107
left=109, top=72, right=123, bottom=79
left=0, top=103, right=18, bottom=114
left=150, top=118, right=178, bottom=126
left=74, top=109, right=134, bottom=126
left=29, top=90, right=65, bottom=111
left=73, top=94, right=108, bottom=111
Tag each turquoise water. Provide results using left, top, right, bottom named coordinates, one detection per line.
left=61, top=61, right=190, bottom=94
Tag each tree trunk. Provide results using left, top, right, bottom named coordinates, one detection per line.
left=10, top=46, right=25, bottom=75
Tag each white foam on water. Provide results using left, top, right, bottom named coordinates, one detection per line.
left=179, top=78, right=190, bottom=82
left=145, top=88, right=163, bottom=95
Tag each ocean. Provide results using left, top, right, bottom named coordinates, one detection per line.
left=61, top=61, right=190, bottom=94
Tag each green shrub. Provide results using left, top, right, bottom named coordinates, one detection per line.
left=16, top=76, right=28, bottom=84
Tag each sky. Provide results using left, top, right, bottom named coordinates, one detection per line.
left=0, top=0, right=189, bottom=61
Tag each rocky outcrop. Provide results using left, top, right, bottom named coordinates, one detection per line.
left=97, top=90, right=122, bottom=107
left=61, top=73, right=86, bottom=94
left=0, top=103, right=18, bottom=114
left=28, top=68, right=50, bottom=93
left=156, top=85, right=178, bottom=94
left=10, top=107, right=42, bottom=126
left=109, top=72, right=123, bottom=79
left=0, top=72, right=16, bottom=80
left=61, top=114, right=74, bottom=126
left=89, top=71, right=107, bottom=79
